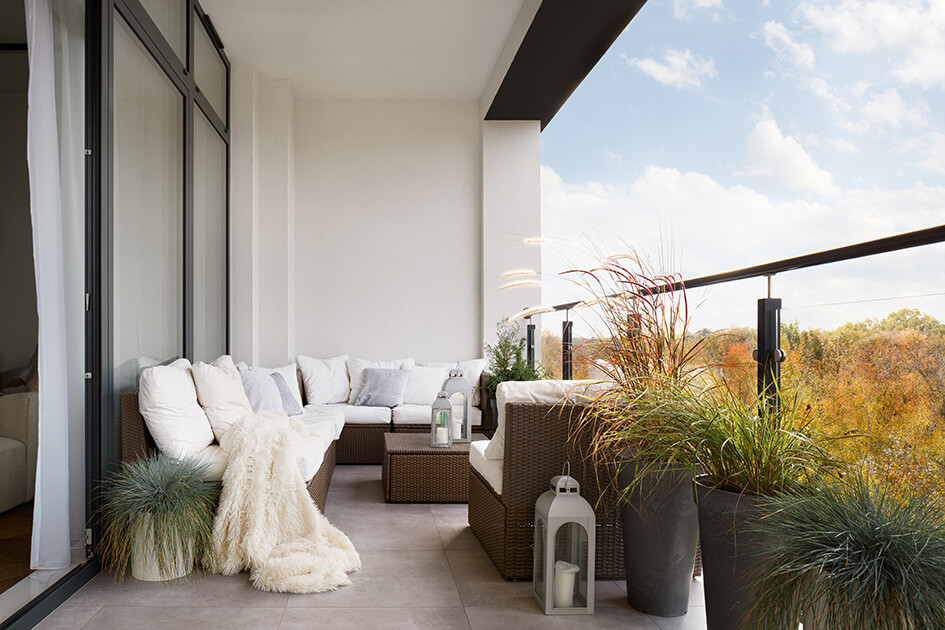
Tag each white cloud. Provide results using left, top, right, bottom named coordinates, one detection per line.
left=540, top=164, right=945, bottom=330
left=673, top=0, right=724, bottom=20
left=622, top=49, right=717, bottom=90
left=799, top=0, right=945, bottom=88
left=762, top=21, right=815, bottom=68
left=861, top=88, right=927, bottom=128
left=744, top=119, right=836, bottom=195
left=827, top=137, right=858, bottom=152
left=916, top=132, right=945, bottom=175
left=806, top=77, right=851, bottom=114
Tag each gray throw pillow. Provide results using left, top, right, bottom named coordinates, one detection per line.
left=240, top=369, right=283, bottom=413
left=271, top=372, right=303, bottom=416
left=354, top=368, right=409, bottom=408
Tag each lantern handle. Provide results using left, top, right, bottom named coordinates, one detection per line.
left=561, top=461, right=570, bottom=478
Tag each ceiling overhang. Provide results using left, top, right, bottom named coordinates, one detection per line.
left=485, top=0, right=647, bottom=130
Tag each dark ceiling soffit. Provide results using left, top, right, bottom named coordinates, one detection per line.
left=485, top=0, right=647, bottom=131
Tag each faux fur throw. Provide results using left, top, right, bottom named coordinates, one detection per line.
left=210, top=410, right=360, bottom=592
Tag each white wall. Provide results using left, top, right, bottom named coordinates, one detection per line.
left=293, top=100, right=482, bottom=361
left=228, top=71, right=542, bottom=366
left=0, top=55, right=37, bottom=373
left=481, top=121, right=542, bottom=346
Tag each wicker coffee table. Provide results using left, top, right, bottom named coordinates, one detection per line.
left=383, top=432, right=487, bottom=503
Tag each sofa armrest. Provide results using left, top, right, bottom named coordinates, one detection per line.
left=120, top=391, right=158, bottom=462
left=0, top=392, right=39, bottom=500
left=500, top=402, right=603, bottom=513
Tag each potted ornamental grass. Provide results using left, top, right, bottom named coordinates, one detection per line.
left=97, top=453, right=220, bottom=582
left=748, top=474, right=945, bottom=630
left=565, top=253, right=709, bottom=617
left=686, top=384, right=836, bottom=630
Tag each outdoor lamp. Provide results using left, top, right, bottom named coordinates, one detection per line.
left=442, top=365, right=472, bottom=442
left=533, top=462, right=596, bottom=615
left=430, top=392, right=452, bottom=448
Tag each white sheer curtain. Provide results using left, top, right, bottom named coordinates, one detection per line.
left=24, top=0, right=86, bottom=570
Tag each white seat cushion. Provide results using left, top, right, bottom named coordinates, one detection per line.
left=314, top=403, right=391, bottom=425
left=484, top=380, right=607, bottom=461
left=391, top=405, right=482, bottom=429
left=470, top=440, right=503, bottom=495
left=299, top=405, right=345, bottom=441
left=391, top=404, right=430, bottom=425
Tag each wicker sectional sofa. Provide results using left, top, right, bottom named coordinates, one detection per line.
left=119, top=391, right=337, bottom=513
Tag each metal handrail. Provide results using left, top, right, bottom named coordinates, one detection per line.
left=546, top=224, right=945, bottom=312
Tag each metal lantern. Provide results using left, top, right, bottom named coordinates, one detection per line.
left=430, top=391, right=453, bottom=448
left=533, top=463, right=596, bottom=615
left=442, top=365, right=472, bottom=442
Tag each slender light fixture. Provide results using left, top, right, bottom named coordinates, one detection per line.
left=501, top=279, right=543, bottom=291
left=503, top=268, right=538, bottom=278
left=508, top=305, right=555, bottom=322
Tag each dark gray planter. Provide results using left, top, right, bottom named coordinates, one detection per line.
left=694, top=475, right=765, bottom=630
left=618, top=456, right=698, bottom=617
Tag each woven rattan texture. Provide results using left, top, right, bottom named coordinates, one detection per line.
left=390, top=424, right=428, bottom=434
left=336, top=423, right=390, bottom=464
left=382, top=433, right=484, bottom=502
left=468, top=402, right=625, bottom=580
left=118, top=391, right=334, bottom=512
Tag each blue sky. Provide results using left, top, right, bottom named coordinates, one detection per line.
left=537, top=0, right=945, bottom=332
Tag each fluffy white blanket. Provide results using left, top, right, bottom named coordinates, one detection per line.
left=210, top=411, right=360, bottom=592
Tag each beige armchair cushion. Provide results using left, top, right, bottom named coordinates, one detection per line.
left=0, top=391, right=38, bottom=503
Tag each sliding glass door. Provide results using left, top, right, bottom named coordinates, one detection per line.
left=112, top=12, right=184, bottom=390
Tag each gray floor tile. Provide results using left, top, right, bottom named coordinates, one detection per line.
left=446, top=548, right=506, bottom=584
left=280, top=606, right=470, bottom=629
left=95, top=572, right=289, bottom=608
left=285, top=576, right=462, bottom=609
left=81, top=606, right=286, bottom=630
left=435, top=520, right=483, bottom=551
left=354, top=549, right=453, bottom=580
left=33, top=605, right=102, bottom=630
left=465, top=595, right=661, bottom=630
left=647, top=607, right=708, bottom=630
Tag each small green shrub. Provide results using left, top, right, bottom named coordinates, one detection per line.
left=482, top=319, right=546, bottom=400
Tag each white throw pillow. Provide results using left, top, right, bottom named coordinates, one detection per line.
left=192, top=355, right=254, bottom=441
left=347, top=357, right=415, bottom=404
left=403, top=364, right=450, bottom=405
left=483, top=380, right=606, bottom=461
left=138, top=359, right=215, bottom=460
left=297, top=354, right=350, bottom=405
left=421, top=358, right=487, bottom=404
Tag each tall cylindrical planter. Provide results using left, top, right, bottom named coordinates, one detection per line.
left=694, top=475, right=764, bottom=630
left=131, top=515, right=192, bottom=582
left=618, top=455, right=699, bottom=617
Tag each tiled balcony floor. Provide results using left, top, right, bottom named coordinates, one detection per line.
left=37, top=465, right=707, bottom=629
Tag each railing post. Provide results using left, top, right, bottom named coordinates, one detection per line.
left=562, top=313, right=573, bottom=380
left=525, top=316, right=536, bottom=371
left=754, top=296, right=784, bottom=414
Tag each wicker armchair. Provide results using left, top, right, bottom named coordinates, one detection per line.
left=118, top=391, right=336, bottom=513
left=468, top=401, right=625, bottom=580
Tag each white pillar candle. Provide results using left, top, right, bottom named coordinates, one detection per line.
left=435, top=426, right=450, bottom=445
left=554, top=560, right=580, bottom=608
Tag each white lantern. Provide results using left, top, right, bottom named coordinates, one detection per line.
left=442, top=365, right=472, bottom=442
left=430, top=391, right=452, bottom=448
left=533, top=463, right=596, bottom=615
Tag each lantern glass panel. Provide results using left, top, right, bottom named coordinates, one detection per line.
left=449, top=392, right=468, bottom=440
left=553, top=522, right=589, bottom=609
left=533, top=518, right=546, bottom=600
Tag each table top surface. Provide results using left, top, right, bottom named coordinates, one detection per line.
left=384, top=432, right=487, bottom=455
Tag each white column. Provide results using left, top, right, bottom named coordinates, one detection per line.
left=481, top=120, right=542, bottom=347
